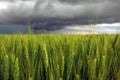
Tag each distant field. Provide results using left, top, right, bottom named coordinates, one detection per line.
left=0, top=34, right=120, bottom=80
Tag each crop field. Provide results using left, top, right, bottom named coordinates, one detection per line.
left=0, top=34, right=120, bottom=80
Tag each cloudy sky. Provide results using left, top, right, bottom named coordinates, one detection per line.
left=0, top=0, right=120, bottom=33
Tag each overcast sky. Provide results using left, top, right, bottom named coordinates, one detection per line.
left=0, top=0, right=120, bottom=33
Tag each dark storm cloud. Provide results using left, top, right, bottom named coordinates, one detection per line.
left=59, top=0, right=120, bottom=5
left=58, top=0, right=105, bottom=4
left=0, top=0, right=120, bottom=31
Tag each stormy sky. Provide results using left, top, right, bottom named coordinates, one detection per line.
left=0, top=0, right=120, bottom=33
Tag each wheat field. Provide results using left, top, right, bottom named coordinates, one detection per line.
left=0, top=34, right=120, bottom=80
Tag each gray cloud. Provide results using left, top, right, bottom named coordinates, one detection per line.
left=1, top=0, right=120, bottom=18
left=0, top=0, right=120, bottom=31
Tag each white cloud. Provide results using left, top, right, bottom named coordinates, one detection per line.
left=96, top=23, right=120, bottom=27
left=55, top=23, right=120, bottom=34
left=0, top=2, right=8, bottom=10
